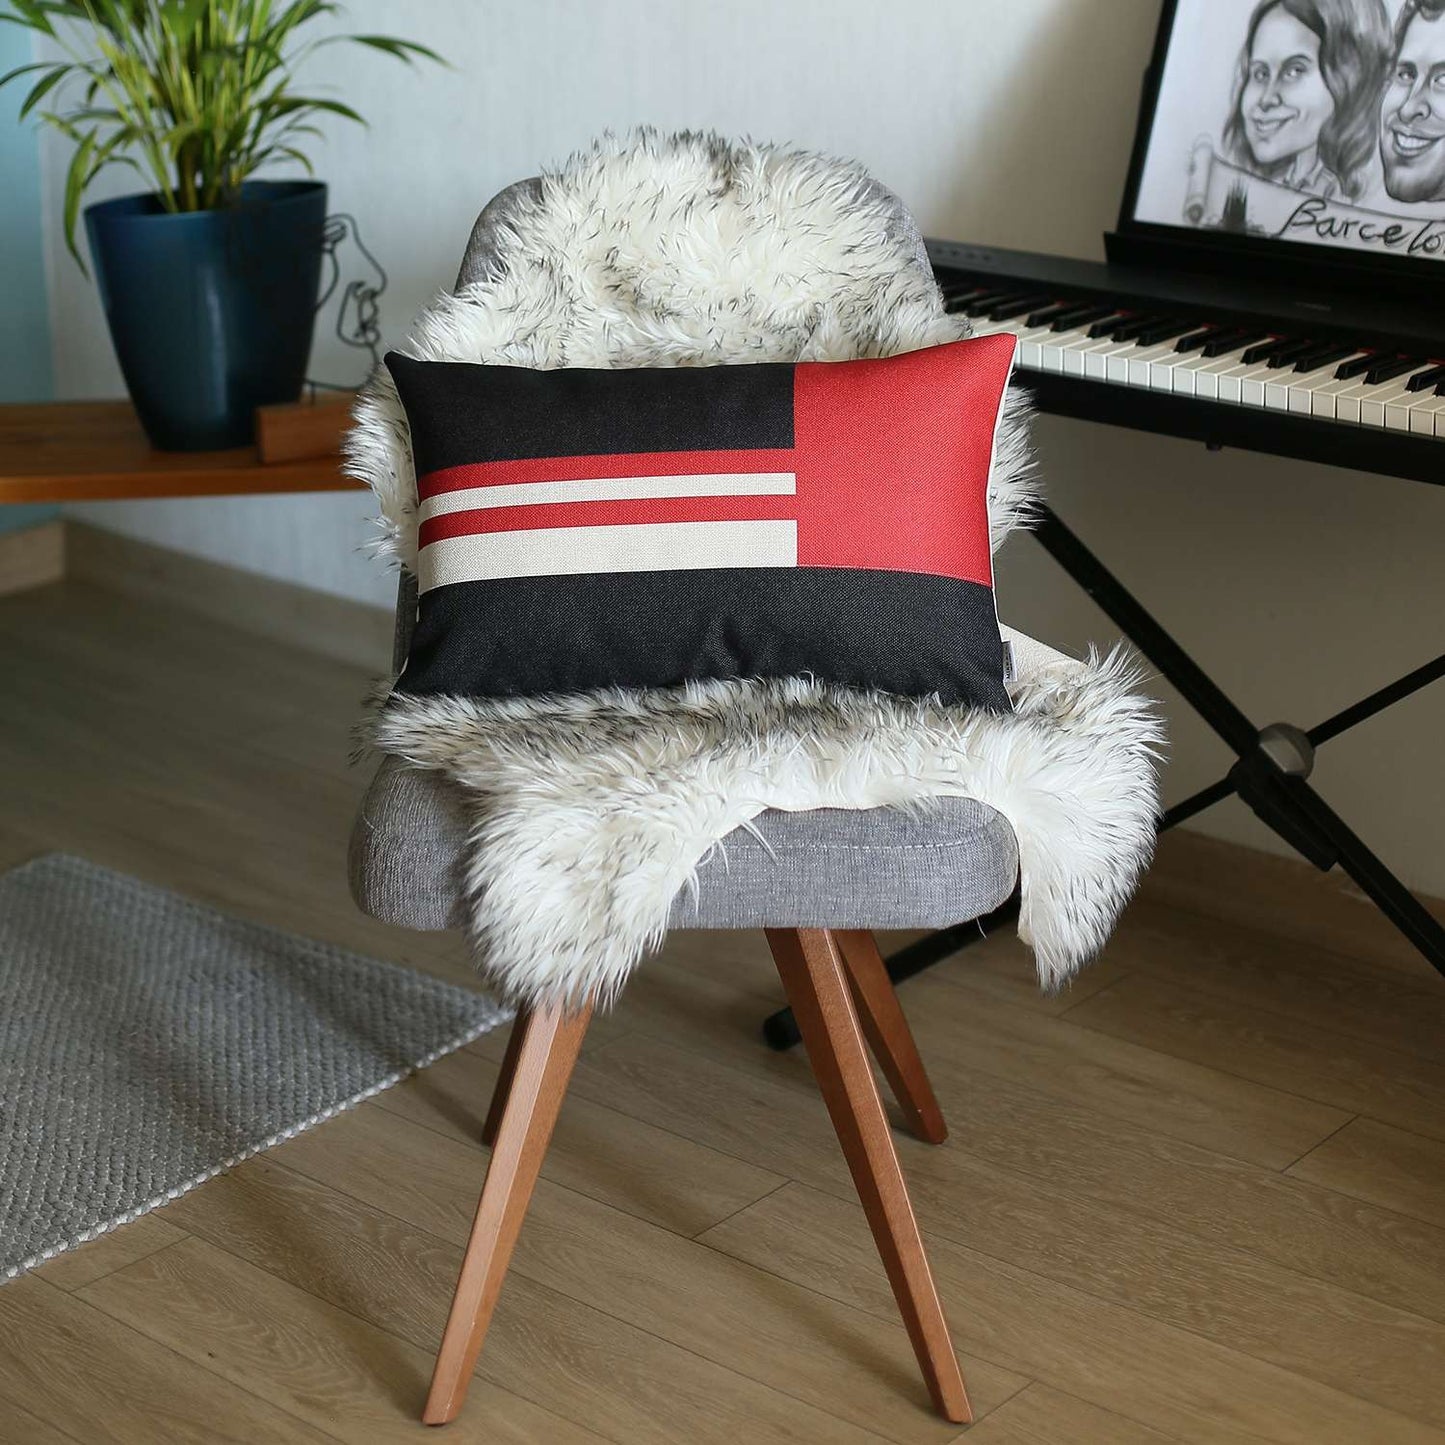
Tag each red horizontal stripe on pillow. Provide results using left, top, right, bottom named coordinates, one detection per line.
left=418, top=492, right=798, bottom=548
left=418, top=447, right=799, bottom=498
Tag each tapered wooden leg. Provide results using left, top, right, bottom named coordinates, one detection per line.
left=481, top=1006, right=531, bottom=1148
left=765, top=928, right=972, bottom=1425
left=423, top=1001, right=591, bottom=1426
left=833, top=930, right=948, bottom=1145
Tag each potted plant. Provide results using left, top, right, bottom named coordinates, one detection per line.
left=0, top=1, right=439, bottom=450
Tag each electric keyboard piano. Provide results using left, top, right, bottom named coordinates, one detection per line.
left=760, top=0, right=1445, bottom=1048
left=928, top=238, right=1445, bottom=488
left=763, top=0, right=1445, bottom=1050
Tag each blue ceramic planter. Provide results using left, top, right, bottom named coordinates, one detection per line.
left=85, top=180, right=327, bottom=451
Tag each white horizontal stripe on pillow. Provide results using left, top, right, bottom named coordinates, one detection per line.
left=419, top=520, right=799, bottom=589
left=419, top=472, right=796, bottom=522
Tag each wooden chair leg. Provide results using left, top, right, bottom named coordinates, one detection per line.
left=481, top=1006, right=530, bottom=1148
left=766, top=928, right=972, bottom=1425
left=832, top=930, right=948, bottom=1145
left=423, top=1001, right=591, bottom=1426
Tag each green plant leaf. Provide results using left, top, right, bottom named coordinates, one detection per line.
left=0, top=60, right=59, bottom=89
left=62, top=128, right=97, bottom=272
left=1, top=2, right=58, bottom=38
left=281, top=94, right=364, bottom=124
left=15, top=0, right=439, bottom=225
left=18, top=63, right=70, bottom=118
left=350, top=34, right=446, bottom=65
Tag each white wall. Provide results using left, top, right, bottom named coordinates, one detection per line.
left=43, top=0, right=1444, bottom=892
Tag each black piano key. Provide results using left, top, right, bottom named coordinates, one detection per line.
left=984, top=292, right=1052, bottom=321
left=1240, top=336, right=1290, bottom=364
left=1046, top=303, right=1117, bottom=332
left=1171, top=327, right=1217, bottom=353
left=1363, top=355, right=1424, bottom=385
left=965, top=289, right=1037, bottom=318
left=960, top=290, right=1013, bottom=317
left=1192, top=327, right=1248, bottom=355
left=1089, top=312, right=1133, bottom=338
left=1203, top=330, right=1267, bottom=357
left=1290, top=344, right=1356, bottom=373
left=1107, top=315, right=1168, bottom=343
left=1405, top=363, right=1445, bottom=392
left=1024, top=302, right=1071, bottom=328
left=1133, top=318, right=1192, bottom=346
left=1261, top=338, right=1321, bottom=368
left=1334, top=352, right=1377, bottom=379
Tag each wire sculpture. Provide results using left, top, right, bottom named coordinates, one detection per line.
left=307, top=213, right=387, bottom=395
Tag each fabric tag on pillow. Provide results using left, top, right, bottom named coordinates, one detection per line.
left=385, top=334, right=1017, bottom=707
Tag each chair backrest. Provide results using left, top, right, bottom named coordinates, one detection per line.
left=358, top=132, right=1033, bottom=634
left=453, top=174, right=934, bottom=295
left=454, top=177, right=544, bottom=291
left=388, top=143, right=951, bottom=670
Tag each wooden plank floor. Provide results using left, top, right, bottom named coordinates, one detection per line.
left=2, top=577, right=1443, bottom=1444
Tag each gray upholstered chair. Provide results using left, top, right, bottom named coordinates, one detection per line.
left=349, top=178, right=1020, bottom=1429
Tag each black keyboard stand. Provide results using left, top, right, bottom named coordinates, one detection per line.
left=761, top=501, right=1445, bottom=1052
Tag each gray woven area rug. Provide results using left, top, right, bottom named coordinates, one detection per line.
left=0, top=853, right=507, bottom=1280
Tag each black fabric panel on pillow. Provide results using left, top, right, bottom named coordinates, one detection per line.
left=394, top=569, right=1011, bottom=711
left=387, top=354, right=795, bottom=472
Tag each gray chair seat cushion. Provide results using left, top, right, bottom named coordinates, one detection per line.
left=349, top=757, right=1019, bottom=933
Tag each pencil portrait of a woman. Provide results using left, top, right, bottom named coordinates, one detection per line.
left=1223, top=0, right=1390, bottom=200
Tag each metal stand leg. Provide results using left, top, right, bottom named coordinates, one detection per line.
left=1029, top=503, right=1445, bottom=983
left=761, top=503, right=1444, bottom=1050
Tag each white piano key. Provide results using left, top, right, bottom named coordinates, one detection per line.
left=1184, top=348, right=1254, bottom=398
left=1239, top=362, right=1281, bottom=407
left=1110, top=336, right=1188, bottom=386
left=1106, top=344, right=1146, bottom=384
left=1217, top=359, right=1268, bottom=404
left=1408, top=391, right=1445, bottom=435
left=1032, top=329, right=1087, bottom=373
left=1061, top=333, right=1126, bottom=377
left=1385, top=396, right=1419, bottom=431
left=1360, top=368, right=1433, bottom=428
left=1167, top=348, right=1236, bottom=395
left=1374, top=369, right=1439, bottom=430
left=1287, top=355, right=1368, bottom=414
left=1036, top=325, right=1102, bottom=372
left=1037, top=323, right=1100, bottom=346
left=1167, top=356, right=1204, bottom=395
left=1265, top=357, right=1353, bottom=411
left=1013, top=325, right=1063, bottom=368
left=1394, top=372, right=1445, bottom=425
left=1264, top=373, right=1294, bottom=410
left=1333, top=375, right=1387, bottom=423
left=1086, top=337, right=1144, bottom=381
left=1147, top=346, right=1198, bottom=391
left=1125, top=340, right=1189, bottom=387
left=1309, top=372, right=1364, bottom=419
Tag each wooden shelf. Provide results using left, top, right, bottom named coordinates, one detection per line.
left=0, top=397, right=361, bottom=505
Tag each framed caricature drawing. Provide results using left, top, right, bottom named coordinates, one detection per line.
left=1119, top=0, right=1445, bottom=270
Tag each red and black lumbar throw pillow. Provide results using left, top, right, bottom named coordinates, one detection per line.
left=385, top=334, right=1017, bottom=709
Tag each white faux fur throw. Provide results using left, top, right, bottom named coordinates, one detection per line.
left=346, top=130, right=1163, bottom=1010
